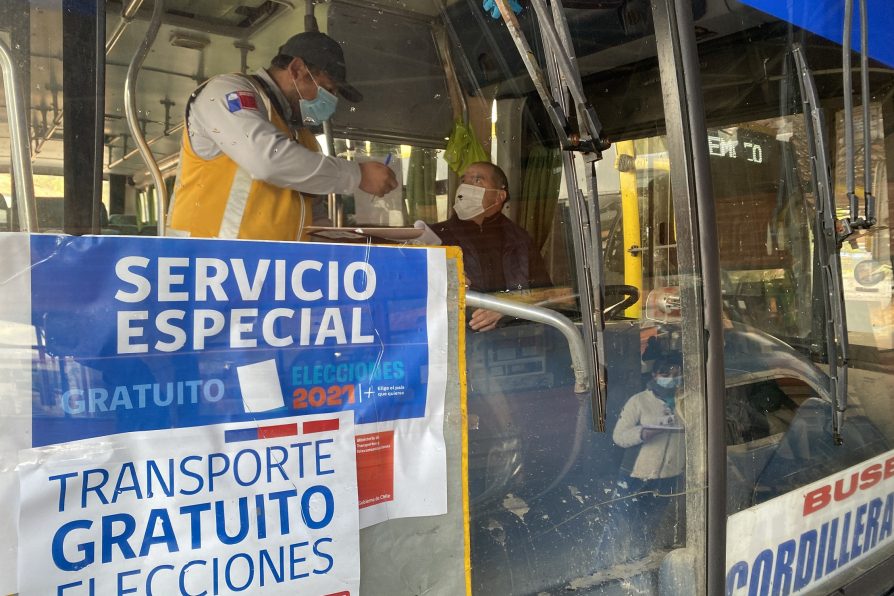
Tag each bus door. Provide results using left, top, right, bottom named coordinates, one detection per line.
left=436, top=1, right=727, bottom=594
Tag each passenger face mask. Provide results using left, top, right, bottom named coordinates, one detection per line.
left=453, top=183, right=489, bottom=220
left=654, top=375, right=682, bottom=389
left=294, top=71, right=338, bottom=126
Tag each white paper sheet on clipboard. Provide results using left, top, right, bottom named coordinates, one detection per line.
left=353, top=156, right=406, bottom=226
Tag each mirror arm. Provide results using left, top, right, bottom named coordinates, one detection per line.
left=530, top=0, right=609, bottom=152
left=492, top=0, right=570, bottom=140
left=858, top=0, right=876, bottom=226
left=842, top=0, right=877, bottom=231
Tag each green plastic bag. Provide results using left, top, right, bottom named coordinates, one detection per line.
left=444, top=120, right=489, bottom=175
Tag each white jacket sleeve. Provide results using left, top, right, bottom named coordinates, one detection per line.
left=188, top=74, right=361, bottom=195
left=613, top=393, right=645, bottom=448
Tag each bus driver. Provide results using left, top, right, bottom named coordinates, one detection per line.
left=431, top=162, right=551, bottom=332
left=167, top=31, right=397, bottom=241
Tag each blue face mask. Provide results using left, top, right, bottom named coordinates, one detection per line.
left=655, top=375, right=682, bottom=389
left=294, top=72, right=338, bottom=126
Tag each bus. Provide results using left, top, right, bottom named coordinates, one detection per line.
left=1, top=0, right=892, bottom=594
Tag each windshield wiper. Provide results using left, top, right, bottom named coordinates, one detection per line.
left=493, top=0, right=611, bottom=430
left=792, top=45, right=849, bottom=445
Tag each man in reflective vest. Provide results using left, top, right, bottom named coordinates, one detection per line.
left=167, top=31, right=397, bottom=240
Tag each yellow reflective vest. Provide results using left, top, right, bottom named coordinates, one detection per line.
left=167, top=75, right=318, bottom=241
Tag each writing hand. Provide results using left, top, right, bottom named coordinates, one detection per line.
left=359, top=162, right=398, bottom=197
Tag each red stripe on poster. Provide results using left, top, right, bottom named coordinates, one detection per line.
left=303, top=418, right=340, bottom=434
left=257, top=423, right=298, bottom=439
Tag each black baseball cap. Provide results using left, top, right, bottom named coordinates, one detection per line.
left=279, top=31, right=362, bottom=102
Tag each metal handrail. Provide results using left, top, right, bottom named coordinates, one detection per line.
left=465, top=291, right=589, bottom=393
left=125, top=0, right=168, bottom=235
left=33, top=0, right=147, bottom=157
left=107, top=121, right=184, bottom=170
left=107, top=0, right=147, bottom=54
left=0, top=37, right=37, bottom=231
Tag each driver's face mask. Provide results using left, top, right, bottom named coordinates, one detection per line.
left=453, top=183, right=501, bottom=220
left=453, top=184, right=486, bottom=220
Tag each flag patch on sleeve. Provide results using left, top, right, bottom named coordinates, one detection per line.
left=225, top=91, right=259, bottom=112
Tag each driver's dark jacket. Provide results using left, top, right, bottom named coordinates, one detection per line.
left=431, top=213, right=551, bottom=292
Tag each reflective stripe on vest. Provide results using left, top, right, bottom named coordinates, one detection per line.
left=218, top=167, right=253, bottom=239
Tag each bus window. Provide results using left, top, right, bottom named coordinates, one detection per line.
left=691, top=2, right=894, bottom=591
left=324, top=140, right=453, bottom=226
left=560, top=135, right=679, bottom=318
left=444, top=4, right=717, bottom=593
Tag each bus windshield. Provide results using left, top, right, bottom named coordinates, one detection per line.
left=1, top=1, right=893, bottom=595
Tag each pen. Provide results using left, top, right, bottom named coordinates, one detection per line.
left=384, top=154, right=392, bottom=166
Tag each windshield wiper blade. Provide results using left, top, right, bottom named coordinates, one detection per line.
left=793, top=44, right=849, bottom=445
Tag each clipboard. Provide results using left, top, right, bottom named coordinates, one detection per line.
left=306, top=226, right=424, bottom=243
left=641, top=424, right=684, bottom=432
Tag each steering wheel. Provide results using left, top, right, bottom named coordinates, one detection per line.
left=603, top=284, right=640, bottom=319
left=533, top=284, right=640, bottom=320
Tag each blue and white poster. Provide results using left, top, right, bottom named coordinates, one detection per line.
left=19, top=411, right=359, bottom=595
left=0, top=233, right=450, bottom=595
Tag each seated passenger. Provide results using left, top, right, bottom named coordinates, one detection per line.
left=431, top=161, right=551, bottom=331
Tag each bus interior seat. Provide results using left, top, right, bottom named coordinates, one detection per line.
left=108, top=214, right=137, bottom=228
left=113, top=224, right=140, bottom=236
left=725, top=381, right=800, bottom=511
left=99, top=203, right=109, bottom=228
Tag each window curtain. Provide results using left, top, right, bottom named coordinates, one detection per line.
left=519, top=144, right=563, bottom=250
left=406, top=147, right=438, bottom=222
